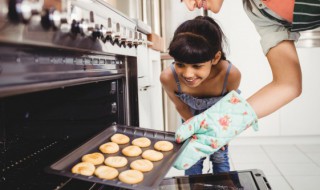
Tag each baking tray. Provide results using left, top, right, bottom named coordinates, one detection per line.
left=46, top=124, right=189, bottom=190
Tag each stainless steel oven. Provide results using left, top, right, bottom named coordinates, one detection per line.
left=0, top=0, right=144, bottom=189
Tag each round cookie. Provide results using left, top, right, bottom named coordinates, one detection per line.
left=142, top=149, right=163, bottom=162
left=82, top=152, right=104, bottom=165
left=111, top=133, right=130, bottom=145
left=99, top=142, right=120, bottom=154
left=132, top=137, right=151, bottom=148
left=122, top=145, right=142, bottom=157
left=154, top=141, right=174, bottom=152
left=71, top=162, right=95, bottom=176
left=130, top=159, right=153, bottom=172
left=94, top=165, right=119, bottom=180
left=118, top=170, right=144, bottom=184
left=104, top=156, right=128, bottom=168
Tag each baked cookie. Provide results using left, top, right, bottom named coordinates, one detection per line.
left=82, top=152, right=104, bottom=165
left=118, top=170, right=144, bottom=184
left=122, top=145, right=142, bottom=157
left=154, top=141, right=174, bottom=152
left=71, top=162, right=95, bottom=176
left=99, top=142, right=120, bottom=154
left=142, top=149, right=163, bottom=161
left=131, top=137, right=151, bottom=148
left=94, top=165, right=119, bottom=180
left=104, top=156, right=128, bottom=168
left=111, top=133, right=130, bottom=144
left=130, top=159, right=153, bottom=172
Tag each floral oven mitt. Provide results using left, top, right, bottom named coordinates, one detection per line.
left=174, top=90, right=259, bottom=170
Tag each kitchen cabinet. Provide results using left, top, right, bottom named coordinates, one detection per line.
left=137, top=46, right=164, bottom=131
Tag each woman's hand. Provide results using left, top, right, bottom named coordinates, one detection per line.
left=181, top=0, right=225, bottom=13
left=174, top=91, right=258, bottom=170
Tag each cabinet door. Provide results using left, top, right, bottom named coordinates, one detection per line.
left=138, top=49, right=164, bottom=131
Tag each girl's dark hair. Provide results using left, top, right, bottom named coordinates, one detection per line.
left=169, top=16, right=228, bottom=64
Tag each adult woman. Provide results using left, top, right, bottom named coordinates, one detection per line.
left=181, top=0, right=320, bottom=119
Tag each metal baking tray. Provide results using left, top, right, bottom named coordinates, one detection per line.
left=46, top=124, right=189, bottom=190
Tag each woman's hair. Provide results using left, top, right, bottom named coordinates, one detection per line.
left=169, top=16, right=228, bottom=64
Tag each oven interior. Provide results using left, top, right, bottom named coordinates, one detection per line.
left=1, top=80, right=125, bottom=189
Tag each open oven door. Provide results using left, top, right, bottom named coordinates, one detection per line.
left=158, top=169, right=272, bottom=190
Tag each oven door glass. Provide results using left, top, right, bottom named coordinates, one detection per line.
left=158, top=169, right=271, bottom=190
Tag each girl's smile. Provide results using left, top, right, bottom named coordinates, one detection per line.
left=183, top=76, right=201, bottom=87
left=175, top=60, right=214, bottom=88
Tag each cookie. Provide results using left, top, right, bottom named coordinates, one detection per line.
left=130, top=159, right=153, bottom=172
left=94, top=165, right=119, bottom=180
left=154, top=141, right=174, bottom=152
left=142, top=149, right=163, bottom=161
left=71, top=162, right=95, bottom=176
left=118, top=170, right=144, bottom=184
left=122, top=145, right=142, bottom=157
left=82, top=152, right=104, bottom=165
left=111, top=133, right=130, bottom=144
left=132, top=137, right=151, bottom=148
left=99, top=142, right=120, bottom=154
left=104, top=156, right=128, bottom=168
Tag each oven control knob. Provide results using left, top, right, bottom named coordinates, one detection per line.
left=138, top=32, right=143, bottom=45
left=83, top=22, right=94, bottom=37
left=59, top=12, right=70, bottom=33
left=126, top=30, right=133, bottom=48
left=113, top=22, right=121, bottom=46
left=8, top=0, right=44, bottom=22
left=71, top=19, right=81, bottom=34
left=71, top=19, right=92, bottom=36
left=104, top=18, right=115, bottom=43
left=41, top=8, right=61, bottom=30
left=92, top=24, right=106, bottom=39
left=133, top=31, right=139, bottom=48
left=120, top=27, right=127, bottom=47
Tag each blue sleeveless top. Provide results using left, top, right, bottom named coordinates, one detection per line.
left=170, top=61, right=240, bottom=115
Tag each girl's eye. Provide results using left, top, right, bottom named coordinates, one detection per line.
left=193, top=65, right=202, bottom=69
left=175, top=63, right=184, bottom=67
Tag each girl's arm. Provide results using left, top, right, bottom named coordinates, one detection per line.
left=160, top=67, right=194, bottom=121
left=247, top=40, right=302, bottom=118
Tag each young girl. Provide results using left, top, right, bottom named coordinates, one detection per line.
left=160, top=16, right=241, bottom=175
left=181, top=0, right=320, bottom=119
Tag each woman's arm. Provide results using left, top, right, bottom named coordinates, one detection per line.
left=160, top=67, right=194, bottom=121
left=247, top=40, right=302, bottom=118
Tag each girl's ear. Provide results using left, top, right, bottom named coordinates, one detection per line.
left=212, top=51, right=221, bottom=65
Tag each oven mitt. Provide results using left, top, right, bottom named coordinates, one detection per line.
left=174, top=90, right=259, bottom=170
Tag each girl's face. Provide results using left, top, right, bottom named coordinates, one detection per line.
left=182, top=0, right=224, bottom=13
left=174, top=60, right=213, bottom=88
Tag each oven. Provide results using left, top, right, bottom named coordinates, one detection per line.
left=0, top=0, right=143, bottom=189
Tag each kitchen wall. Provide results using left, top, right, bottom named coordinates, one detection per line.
left=162, top=0, right=320, bottom=138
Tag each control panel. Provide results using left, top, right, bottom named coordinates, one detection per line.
left=0, top=0, right=146, bottom=56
